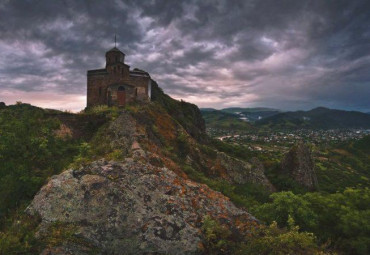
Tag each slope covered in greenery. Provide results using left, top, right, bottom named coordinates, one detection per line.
left=201, top=110, right=255, bottom=130
left=0, top=104, right=73, bottom=225
left=314, top=136, right=370, bottom=193
left=0, top=104, right=326, bottom=254
left=203, top=124, right=370, bottom=253
left=1, top=92, right=369, bottom=254
left=0, top=103, right=111, bottom=225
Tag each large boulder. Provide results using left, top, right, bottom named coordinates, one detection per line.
left=281, top=142, right=318, bottom=190
left=27, top=158, right=258, bottom=254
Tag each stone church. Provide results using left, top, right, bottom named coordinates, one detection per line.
left=87, top=46, right=151, bottom=107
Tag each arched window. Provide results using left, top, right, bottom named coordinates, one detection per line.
left=99, top=87, right=102, bottom=96
left=118, top=86, right=125, bottom=91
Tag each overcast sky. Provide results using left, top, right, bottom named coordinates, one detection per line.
left=0, top=0, right=369, bottom=112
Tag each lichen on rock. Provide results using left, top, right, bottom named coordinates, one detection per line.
left=210, top=152, right=275, bottom=191
left=27, top=158, right=258, bottom=254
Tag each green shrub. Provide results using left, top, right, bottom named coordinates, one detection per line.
left=176, top=132, right=190, bottom=158
left=253, top=188, right=370, bottom=254
left=239, top=219, right=324, bottom=255
left=0, top=214, right=40, bottom=254
left=202, top=215, right=233, bottom=254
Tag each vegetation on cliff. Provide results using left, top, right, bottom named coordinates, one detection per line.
left=0, top=87, right=369, bottom=254
left=0, top=104, right=81, bottom=226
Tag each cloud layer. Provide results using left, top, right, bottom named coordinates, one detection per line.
left=0, top=0, right=369, bottom=111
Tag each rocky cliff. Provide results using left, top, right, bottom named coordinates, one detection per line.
left=24, top=87, right=274, bottom=254
left=281, top=142, right=318, bottom=190
left=207, top=152, right=275, bottom=191
left=133, top=83, right=273, bottom=190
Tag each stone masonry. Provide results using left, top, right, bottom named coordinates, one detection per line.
left=87, top=47, right=152, bottom=108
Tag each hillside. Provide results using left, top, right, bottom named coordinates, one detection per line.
left=1, top=95, right=258, bottom=254
left=1, top=84, right=318, bottom=254
left=256, top=107, right=370, bottom=129
left=220, top=107, right=279, bottom=114
left=0, top=103, right=108, bottom=224
left=201, top=109, right=255, bottom=130
left=1, top=87, right=369, bottom=254
left=315, top=135, right=370, bottom=193
left=201, top=108, right=280, bottom=127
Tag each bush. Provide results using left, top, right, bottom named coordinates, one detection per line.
left=176, top=132, right=190, bottom=158
left=253, top=191, right=318, bottom=231
left=239, top=219, right=324, bottom=255
left=202, top=215, right=234, bottom=254
left=200, top=215, right=326, bottom=255
left=252, top=188, right=370, bottom=254
left=0, top=214, right=40, bottom=254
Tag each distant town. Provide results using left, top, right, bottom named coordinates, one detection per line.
left=208, top=128, right=370, bottom=152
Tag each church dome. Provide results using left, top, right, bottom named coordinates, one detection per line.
left=105, top=47, right=125, bottom=66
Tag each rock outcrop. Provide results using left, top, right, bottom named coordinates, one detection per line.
left=128, top=102, right=273, bottom=190
left=27, top=158, right=257, bottom=254
left=25, top=97, right=269, bottom=254
left=150, top=80, right=207, bottom=142
left=211, top=152, right=275, bottom=191
left=281, top=142, right=318, bottom=190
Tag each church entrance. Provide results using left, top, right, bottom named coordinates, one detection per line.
left=117, top=86, right=125, bottom=106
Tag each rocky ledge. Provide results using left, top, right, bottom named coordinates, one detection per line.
left=27, top=158, right=258, bottom=254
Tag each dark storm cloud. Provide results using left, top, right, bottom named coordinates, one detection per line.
left=0, top=0, right=369, bottom=111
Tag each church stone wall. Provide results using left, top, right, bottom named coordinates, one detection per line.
left=87, top=74, right=107, bottom=107
left=86, top=47, right=151, bottom=108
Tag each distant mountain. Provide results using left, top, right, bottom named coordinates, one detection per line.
left=221, top=107, right=280, bottom=114
left=199, top=107, right=217, bottom=112
left=238, top=110, right=281, bottom=122
left=200, top=107, right=281, bottom=125
left=220, top=108, right=281, bottom=122
left=201, top=109, right=254, bottom=130
left=256, top=107, right=370, bottom=129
